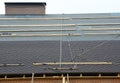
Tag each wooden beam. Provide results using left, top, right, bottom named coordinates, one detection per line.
left=0, top=16, right=120, bottom=20
left=0, top=33, right=81, bottom=37
left=80, top=74, right=83, bottom=77
left=84, top=32, right=120, bottom=35
left=72, top=16, right=120, bottom=19
left=31, top=73, right=34, bottom=83
left=77, top=23, right=120, bottom=26
left=118, top=74, right=120, bottom=77
left=33, top=62, right=112, bottom=66
left=43, top=74, right=46, bottom=78
left=0, top=23, right=120, bottom=28
left=0, top=29, right=76, bottom=32
left=4, top=76, right=7, bottom=79
left=0, top=63, right=24, bottom=67
left=23, top=75, right=26, bottom=78
left=0, top=18, right=70, bottom=20
left=0, top=24, right=76, bottom=27
left=81, top=28, right=120, bottom=31
left=98, top=74, right=101, bottom=77
left=62, top=77, right=66, bottom=83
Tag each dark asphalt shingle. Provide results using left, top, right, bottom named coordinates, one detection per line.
left=0, top=40, right=120, bottom=74
left=0, top=13, right=120, bottom=74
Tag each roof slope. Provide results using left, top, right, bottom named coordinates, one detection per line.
left=0, top=40, right=120, bottom=74
left=0, top=13, right=120, bottom=74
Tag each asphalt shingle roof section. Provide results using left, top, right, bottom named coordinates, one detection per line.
left=0, top=41, right=120, bottom=74
left=0, top=13, right=120, bottom=74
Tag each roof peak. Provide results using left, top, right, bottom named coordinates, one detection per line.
left=5, top=2, right=46, bottom=5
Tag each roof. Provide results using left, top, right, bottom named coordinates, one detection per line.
left=0, top=13, right=120, bottom=41
left=0, top=40, right=120, bottom=74
left=0, top=13, right=120, bottom=74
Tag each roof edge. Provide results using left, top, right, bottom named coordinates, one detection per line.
left=5, top=2, right=46, bottom=5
